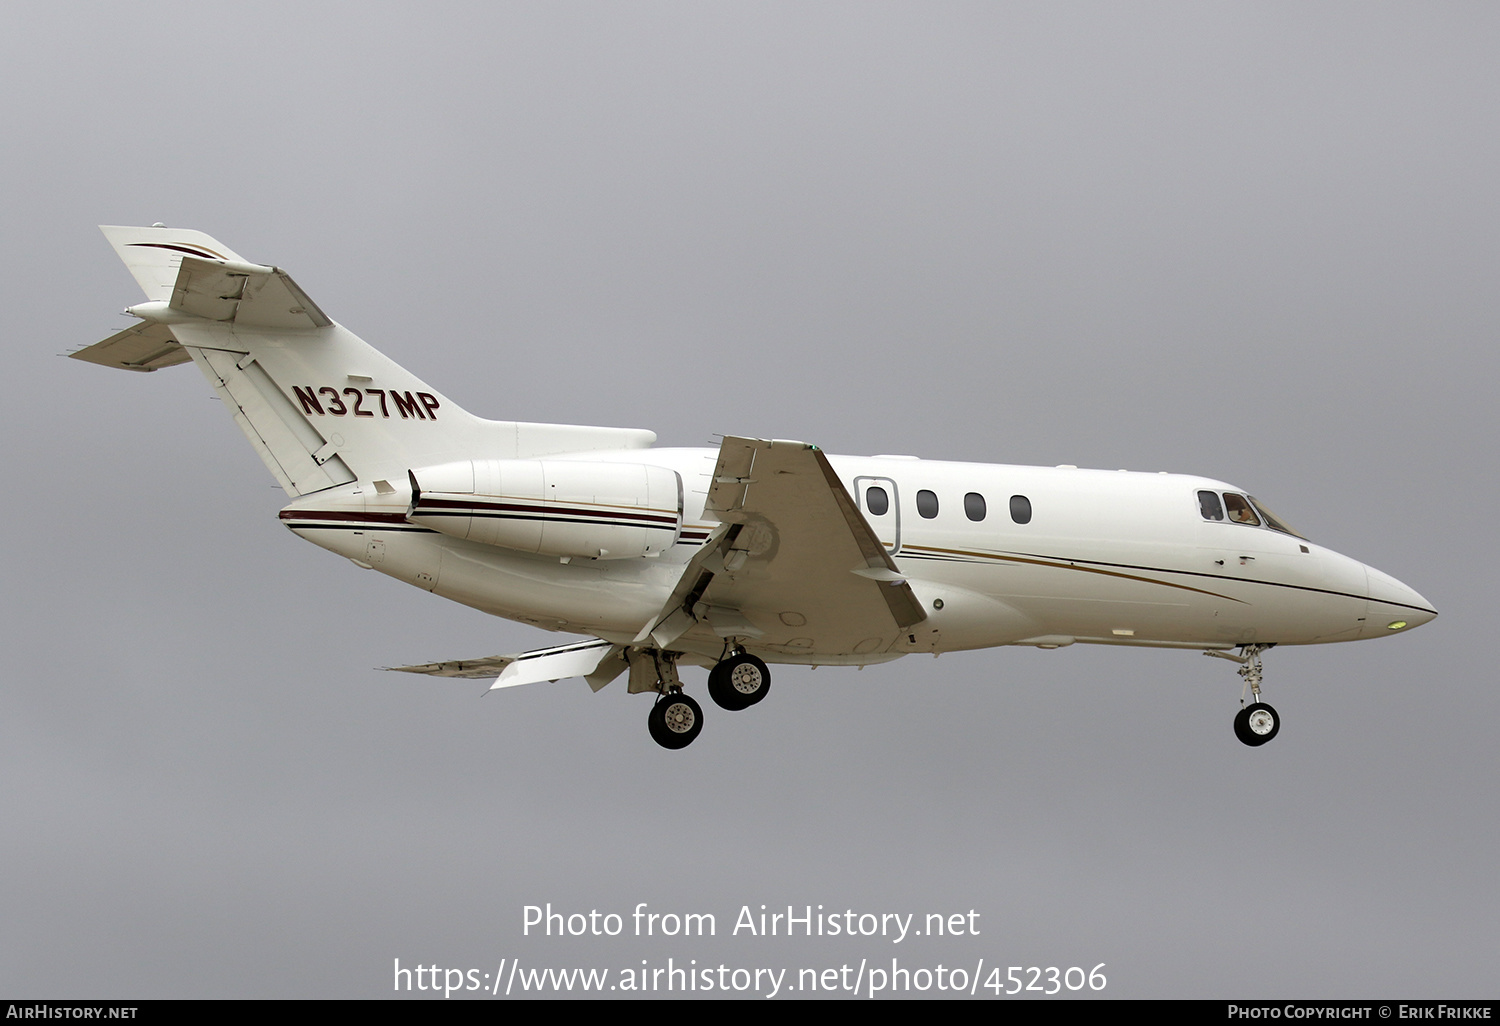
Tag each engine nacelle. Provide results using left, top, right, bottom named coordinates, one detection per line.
left=407, top=459, right=682, bottom=559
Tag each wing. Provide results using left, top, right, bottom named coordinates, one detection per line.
left=386, top=639, right=624, bottom=691
left=645, top=437, right=926, bottom=659
left=386, top=654, right=519, bottom=680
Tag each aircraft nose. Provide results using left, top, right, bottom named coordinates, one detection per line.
left=1365, top=564, right=1437, bottom=634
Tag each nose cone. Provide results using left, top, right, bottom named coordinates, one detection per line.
left=1365, top=564, right=1438, bottom=635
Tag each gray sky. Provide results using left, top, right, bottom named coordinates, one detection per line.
left=3, top=1, right=1495, bottom=999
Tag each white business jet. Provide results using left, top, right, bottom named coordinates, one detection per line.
left=74, top=226, right=1436, bottom=749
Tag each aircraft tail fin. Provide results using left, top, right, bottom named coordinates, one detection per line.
left=99, top=225, right=253, bottom=302
left=81, top=226, right=656, bottom=498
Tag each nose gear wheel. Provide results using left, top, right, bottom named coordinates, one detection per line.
left=1206, top=644, right=1283, bottom=748
left=1233, top=701, right=1280, bottom=746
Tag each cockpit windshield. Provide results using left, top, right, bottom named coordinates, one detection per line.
left=1248, top=497, right=1305, bottom=539
left=1197, top=489, right=1308, bottom=540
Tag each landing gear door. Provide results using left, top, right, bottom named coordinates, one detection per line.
left=854, top=476, right=900, bottom=554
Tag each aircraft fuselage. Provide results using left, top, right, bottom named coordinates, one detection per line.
left=280, top=448, right=1434, bottom=666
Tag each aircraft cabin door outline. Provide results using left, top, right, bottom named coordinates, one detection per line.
left=854, top=475, right=901, bottom=554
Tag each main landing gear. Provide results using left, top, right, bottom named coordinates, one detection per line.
left=648, top=690, right=703, bottom=750
left=1205, top=644, right=1281, bottom=747
left=707, top=650, right=771, bottom=711
left=645, top=647, right=773, bottom=750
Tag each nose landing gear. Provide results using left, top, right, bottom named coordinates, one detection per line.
left=1234, top=702, right=1279, bottom=746
left=1206, top=644, right=1281, bottom=747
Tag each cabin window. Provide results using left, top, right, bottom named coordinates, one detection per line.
left=1198, top=490, right=1225, bottom=521
left=865, top=486, right=889, bottom=517
left=916, top=490, right=939, bottom=519
left=1009, top=494, right=1032, bottom=524
left=964, top=492, right=987, bottom=521
left=1223, top=493, right=1260, bottom=526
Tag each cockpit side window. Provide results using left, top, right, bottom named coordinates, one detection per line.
left=1200, top=489, right=1310, bottom=539
left=1223, top=493, right=1261, bottom=526
left=1198, top=490, right=1225, bottom=521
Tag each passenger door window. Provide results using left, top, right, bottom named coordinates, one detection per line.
left=855, top=476, right=901, bottom=552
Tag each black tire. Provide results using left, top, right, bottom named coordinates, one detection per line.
left=1234, top=702, right=1280, bottom=747
left=1233, top=706, right=1252, bottom=744
left=707, top=662, right=742, bottom=711
left=708, top=653, right=770, bottom=711
left=648, top=692, right=703, bottom=749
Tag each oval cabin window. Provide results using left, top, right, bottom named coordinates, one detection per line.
left=865, top=486, right=889, bottom=517
left=964, top=492, right=987, bottom=521
left=1009, top=494, right=1032, bottom=524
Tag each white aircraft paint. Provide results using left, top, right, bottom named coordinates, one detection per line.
left=74, top=225, right=1436, bottom=749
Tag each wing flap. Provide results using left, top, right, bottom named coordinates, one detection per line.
left=491, top=640, right=616, bottom=690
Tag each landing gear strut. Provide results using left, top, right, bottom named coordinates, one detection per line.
left=633, top=649, right=703, bottom=750
left=1206, top=644, right=1281, bottom=747
left=707, top=649, right=771, bottom=711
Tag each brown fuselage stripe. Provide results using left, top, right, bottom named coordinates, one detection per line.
left=900, top=543, right=1248, bottom=604
left=414, top=497, right=678, bottom=527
